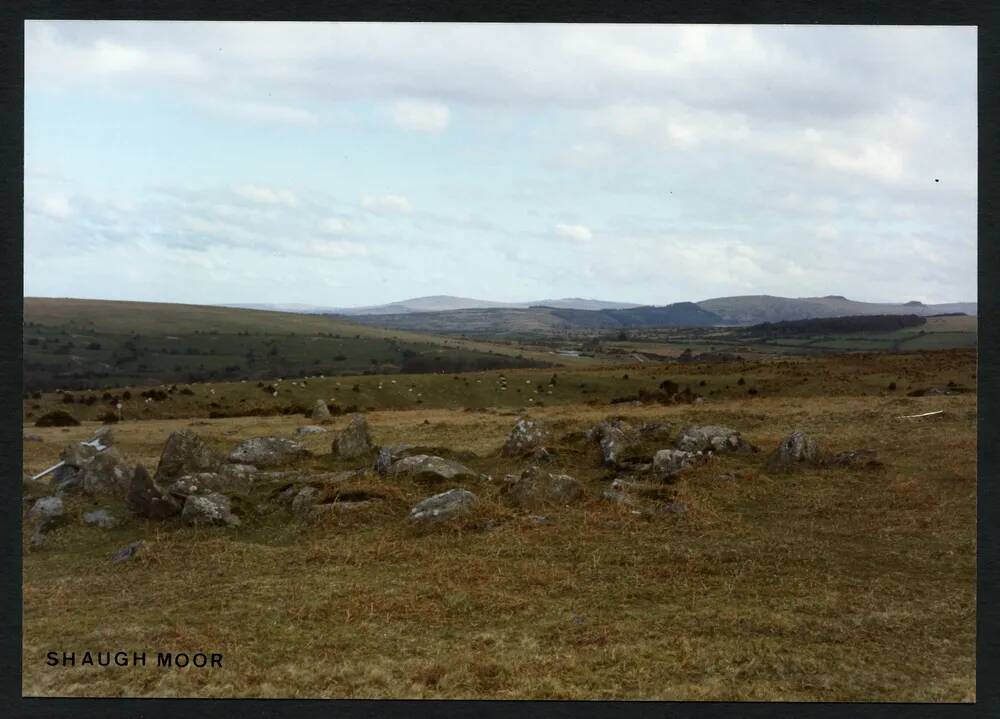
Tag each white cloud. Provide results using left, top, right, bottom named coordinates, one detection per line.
left=390, top=100, right=450, bottom=133
left=319, top=218, right=348, bottom=234
left=306, top=240, right=368, bottom=258
left=30, top=193, right=73, bottom=219
left=362, top=194, right=412, bottom=214
left=555, top=223, right=592, bottom=241
left=234, top=184, right=299, bottom=207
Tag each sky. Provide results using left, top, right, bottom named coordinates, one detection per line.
left=24, top=22, right=977, bottom=307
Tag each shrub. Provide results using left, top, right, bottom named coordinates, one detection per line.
left=97, top=410, right=119, bottom=424
left=35, top=409, right=80, bottom=427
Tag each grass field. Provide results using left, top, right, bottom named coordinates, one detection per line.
left=21, top=348, right=977, bottom=700
left=23, top=298, right=590, bottom=392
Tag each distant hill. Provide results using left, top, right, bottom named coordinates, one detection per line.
left=346, top=302, right=723, bottom=335
left=224, top=295, right=642, bottom=315
left=695, top=295, right=976, bottom=325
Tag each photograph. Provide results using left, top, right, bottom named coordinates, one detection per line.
left=20, top=20, right=977, bottom=700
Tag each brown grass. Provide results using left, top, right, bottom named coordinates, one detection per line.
left=21, top=351, right=976, bottom=700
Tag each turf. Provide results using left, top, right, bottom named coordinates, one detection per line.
left=21, top=349, right=976, bottom=700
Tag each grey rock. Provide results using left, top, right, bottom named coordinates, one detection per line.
left=408, top=488, right=478, bottom=526
left=168, top=469, right=253, bottom=498
left=80, top=447, right=131, bottom=497
left=23, top=434, right=44, bottom=443
left=295, top=425, right=328, bottom=436
left=374, top=444, right=413, bottom=475
left=110, top=541, right=144, bottom=563
left=501, top=417, right=550, bottom=456
left=500, top=467, right=585, bottom=509
left=588, top=419, right=640, bottom=467
left=60, top=441, right=99, bottom=468
left=29, top=495, right=65, bottom=523
left=51, top=464, right=82, bottom=493
left=155, top=429, right=224, bottom=482
left=388, top=455, right=477, bottom=483
left=675, top=425, right=751, bottom=453
left=291, top=486, right=323, bottom=519
left=828, top=449, right=880, bottom=467
left=83, top=509, right=119, bottom=529
left=127, top=464, right=182, bottom=519
left=311, top=398, right=332, bottom=421
left=769, top=431, right=822, bottom=467
left=334, top=414, right=373, bottom=459
left=182, top=492, right=240, bottom=527
left=228, top=437, right=310, bottom=468
left=28, top=495, right=67, bottom=541
left=652, top=449, right=698, bottom=477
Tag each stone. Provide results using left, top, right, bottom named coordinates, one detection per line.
left=51, top=464, right=82, bottom=493
left=80, top=447, right=131, bottom=497
left=769, top=431, right=822, bottom=467
left=110, top=541, right=144, bottom=563
left=60, top=441, right=99, bottom=468
left=501, top=417, right=550, bottom=456
left=588, top=419, right=640, bottom=467
left=127, top=464, right=182, bottom=519
left=675, top=425, right=752, bottom=453
left=291, top=486, right=323, bottom=519
left=334, top=414, right=373, bottom=459
left=387, top=455, right=477, bottom=483
left=408, top=488, right=479, bottom=526
left=652, top=449, right=698, bottom=478
left=374, top=444, right=414, bottom=475
left=155, top=429, right=224, bottom=482
left=228, top=437, right=310, bottom=468
left=828, top=449, right=881, bottom=467
left=500, top=467, right=585, bottom=509
left=83, top=509, right=119, bottom=529
left=311, top=398, right=332, bottom=421
left=29, top=496, right=65, bottom=526
left=168, top=470, right=254, bottom=498
left=23, top=434, right=44, bottom=442
left=659, top=501, right=689, bottom=514
left=182, top=492, right=241, bottom=527
left=295, top=425, right=328, bottom=436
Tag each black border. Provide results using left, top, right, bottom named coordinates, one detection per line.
left=1, top=2, right=996, bottom=718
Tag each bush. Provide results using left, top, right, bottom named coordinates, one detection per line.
left=35, top=409, right=80, bottom=427
left=97, top=410, right=120, bottom=424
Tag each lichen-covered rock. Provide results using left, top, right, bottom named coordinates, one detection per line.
left=295, top=425, right=328, bottom=436
left=388, top=455, right=477, bottom=483
left=127, top=464, right=182, bottom=519
left=155, top=429, right=224, bottom=482
left=587, top=419, right=642, bottom=466
left=83, top=509, right=119, bottom=529
left=291, top=486, right=323, bottom=519
left=311, top=398, right=332, bottom=422
left=652, top=449, right=698, bottom=478
left=675, top=425, right=751, bottom=453
left=334, top=414, right=373, bottom=459
left=168, top=468, right=255, bottom=498
left=374, top=444, right=413, bottom=475
left=228, top=437, right=310, bottom=468
left=501, top=417, right=550, bottom=456
left=182, top=492, right=241, bottom=527
left=769, top=431, right=822, bottom=467
left=408, top=488, right=478, bottom=526
left=80, top=447, right=131, bottom=497
left=60, top=441, right=99, bottom=468
left=29, top=496, right=65, bottom=525
left=500, top=467, right=585, bottom=509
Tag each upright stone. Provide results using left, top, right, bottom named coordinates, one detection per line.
left=334, top=414, right=372, bottom=459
